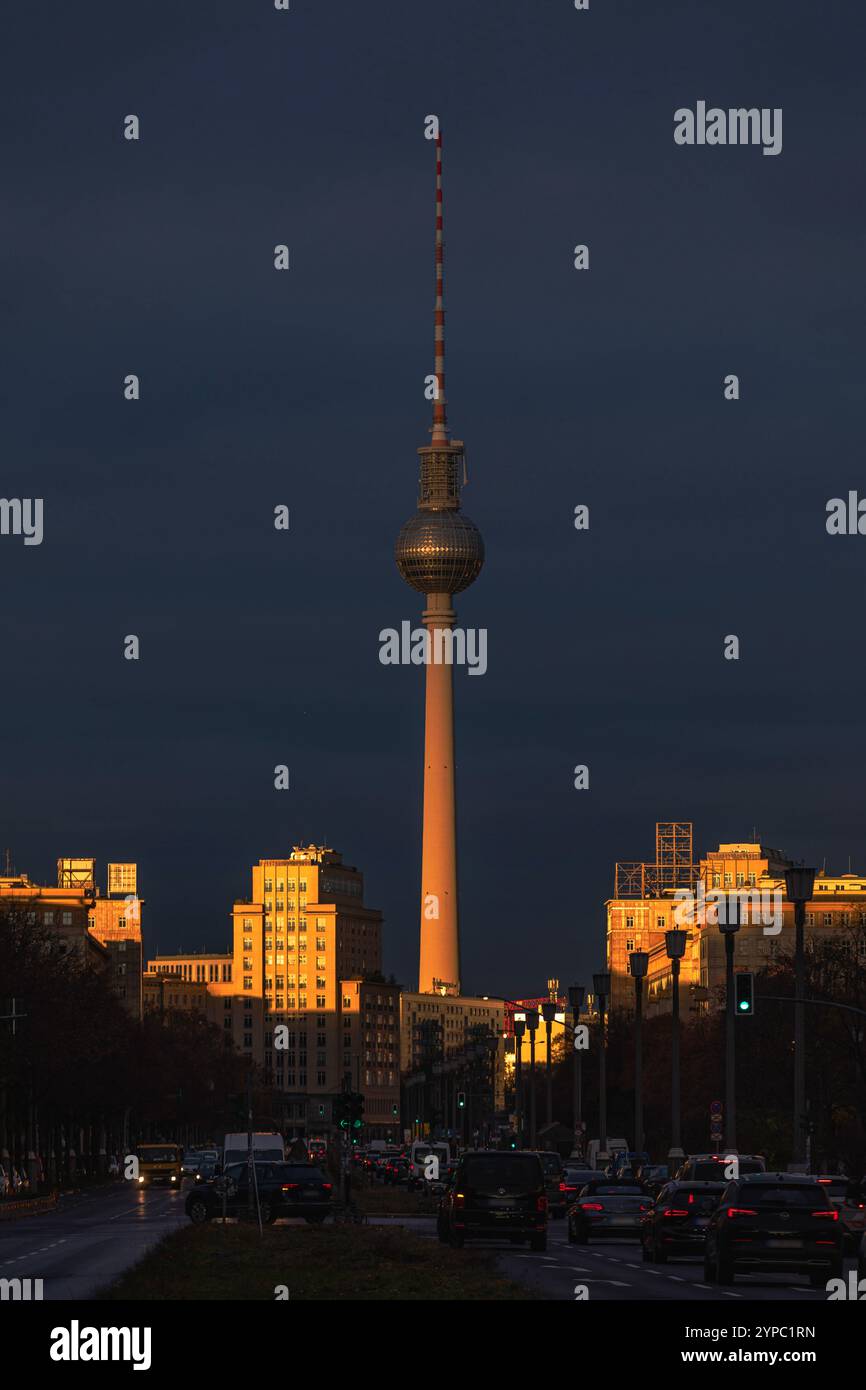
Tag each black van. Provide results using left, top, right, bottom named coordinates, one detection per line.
left=437, top=1150, right=548, bottom=1251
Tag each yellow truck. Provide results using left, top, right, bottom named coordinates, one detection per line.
left=135, top=1143, right=183, bottom=1188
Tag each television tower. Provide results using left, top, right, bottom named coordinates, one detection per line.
left=395, top=132, right=484, bottom=995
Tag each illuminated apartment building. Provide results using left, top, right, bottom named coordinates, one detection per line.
left=146, top=844, right=398, bottom=1139
left=606, top=824, right=866, bottom=1015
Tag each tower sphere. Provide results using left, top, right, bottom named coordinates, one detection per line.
left=395, top=510, right=484, bottom=594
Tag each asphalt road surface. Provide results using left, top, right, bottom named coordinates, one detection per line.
left=0, top=1192, right=856, bottom=1302
left=0, top=1183, right=187, bottom=1300
left=475, top=1220, right=854, bottom=1302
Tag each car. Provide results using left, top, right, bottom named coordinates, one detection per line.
left=437, top=1149, right=548, bottom=1251
left=676, top=1153, right=765, bottom=1182
left=703, top=1173, right=843, bottom=1287
left=185, top=1161, right=333, bottom=1225
left=640, top=1181, right=725, bottom=1263
left=535, top=1151, right=567, bottom=1217
left=567, top=1179, right=652, bottom=1244
left=193, top=1159, right=220, bottom=1185
left=609, top=1150, right=650, bottom=1178
left=562, top=1166, right=598, bottom=1205
left=859, top=1228, right=866, bottom=1282
left=640, top=1164, right=670, bottom=1198
left=814, top=1176, right=866, bottom=1254
left=383, top=1158, right=410, bottom=1186
left=181, top=1150, right=203, bottom=1176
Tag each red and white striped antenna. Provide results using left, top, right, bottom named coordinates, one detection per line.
left=432, top=131, right=449, bottom=446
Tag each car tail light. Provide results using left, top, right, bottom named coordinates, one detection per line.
left=662, top=1208, right=689, bottom=1218
left=581, top=1202, right=603, bottom=1211
left=454, top=1192, right=465, bottom=1209
left=812, top=1209, right=838, bottom=1220
left=536, top=1195, right=548, bottom=1213
left=726, top=1207, right=757, bottom=1218
left=281, top=1183, right=301, bottom=1191
left=559, top=1181, right=567, bottom=1192
left=322, top=1183, right=332, bottom=1193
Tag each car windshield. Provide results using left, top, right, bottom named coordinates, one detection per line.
left=816, top=1179, right=848, bottom=1200
left=747, top=1185, right=827, bottom=1208
left=691, top=1159, right=763, bottom=1180
left=137, top=1147, right=179, bottom=1163
left=462, top=1156, right=541, bottom=1189
left=274, top=1165, right=326, bottom=1182
left=592, top=1184, right=643, bottom=1195
left=675, top=1185, right=724, bottom=1211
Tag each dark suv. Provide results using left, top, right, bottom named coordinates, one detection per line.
left=640, top=1181, right=725, bottom=1262
left=437, top=1150, right=548, bottom=1251
left=186, top=1161, right=333, bottom=1224
left=703, top=1173, right=843, bottom=1287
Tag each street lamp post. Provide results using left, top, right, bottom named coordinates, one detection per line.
left=525, top=1010, right=539, bottom=1149
left=664, top=930, right=688, bottom=1163
left=629, top=953, right=649, bottom=1155
left=541, top=1000, right=557, bottom=1129
left=513, top=1018, right=526, bottom=1147
left=784, top=864, right=816, bottom=1167
left=568, top=984, right=586, bottom=1157
left=719, top=894, right=741, bottom=1152
left=592, top=973, right=611, bottom=1165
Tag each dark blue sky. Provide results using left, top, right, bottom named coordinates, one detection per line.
left=3, top=0, right=864, bottom=998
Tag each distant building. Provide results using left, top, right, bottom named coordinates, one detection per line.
left=146, top=844, right=398, bottom=1140
left=606, top=825, right=866, bottom=1015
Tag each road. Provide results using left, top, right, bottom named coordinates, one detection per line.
left=0, top=1183, right=187, bottom=1300
left=0, top=1187, right=856, bottom=1302
left=496, top=1220, right=856, bottom=1301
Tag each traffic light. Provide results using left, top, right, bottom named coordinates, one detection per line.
left=734, top=973, right=754, bottom=1016
left=391, top=1103, right=399, bottom=1117
left=333, top=1093, right=350, bottom=1129
left=348, top=1091, right=365, bottom=1131
left=457, top=1091, right=466, bottom=1110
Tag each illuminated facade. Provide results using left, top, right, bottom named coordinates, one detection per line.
left=146, top=844, right=399, bottom=1138
left=606, top=827, right=866, bottom=1015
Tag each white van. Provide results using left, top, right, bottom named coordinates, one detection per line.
left=222, top=1132, right=285, bottom=1168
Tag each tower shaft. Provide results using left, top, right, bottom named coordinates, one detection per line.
left=418, top=594, right=460, bottom=994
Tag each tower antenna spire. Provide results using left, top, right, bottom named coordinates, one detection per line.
left=432, top=131, right=449, bottom=445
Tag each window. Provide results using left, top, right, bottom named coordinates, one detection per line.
left=724, top=873, right=732, bottom=887
left=712, top=873, right=720, bottom=888
left=317, top=1071, right=326, bottom=1086
left=316, top=995, right=326, bottom=1008
left=626, top=938, right=634, bottom=952
left=625, top=915, right=634, bottom=929
left=224, top=1017, right=232, bottom=1029
left=243, top=938, right=252, bottom=951
left=243, top=977, right=252, bottom=991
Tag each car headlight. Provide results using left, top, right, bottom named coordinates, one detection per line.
left=171, top=1175, right=177, bottom=1182
left=138, top=1177, right=144, bottom=1184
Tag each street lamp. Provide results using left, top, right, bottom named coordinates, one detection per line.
left=592, top=972, right=611, bottom=1164
left=784, top=864, right=816, bottom=1166
left=629, top=952, right=649, bottom=1155
left=568, top=984, right=586, bottom=1157
left=513, top=1017, right=526, bottom=1148
left=525, top=1009, right=539, bottom=1149
left=541, top=1000, right=558, bottom=1130
left=664, top=930, right=688, bottom=1163
left=718, top=893, right=741, bottom=1152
